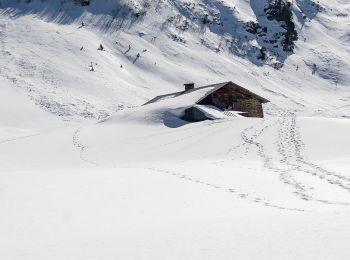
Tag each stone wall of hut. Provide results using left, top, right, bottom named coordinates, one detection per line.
left=234, top=98, right=264, bottom=118
left=198, top=85, right=265, bottom=118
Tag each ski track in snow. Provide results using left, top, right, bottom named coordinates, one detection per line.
left=0, top=132, right=47, bottom=144
left=72, top=127, right=100, bottom=167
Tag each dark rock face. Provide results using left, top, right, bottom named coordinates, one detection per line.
left=74, top=0, right=90, bottom=6
left=265, top=0, right=291, bottom=22
left=6, top=0, right=307, bottom=67
left=245, top=21, right=267, bottom=37
left=258, top=47, right=267, bottom=61
left=264, top=0, right=298, bottom=52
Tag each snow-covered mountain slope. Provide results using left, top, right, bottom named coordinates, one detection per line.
left=1, top=1, right=350, bottom=259
left=0, top=0, right=349, bottom=126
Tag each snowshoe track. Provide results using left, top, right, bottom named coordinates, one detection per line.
left=276, top=111, right=350, bottom=205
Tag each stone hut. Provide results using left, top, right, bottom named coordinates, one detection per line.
left=144, top=81, right=270, bottom=122
left=195, top=82, right=269, bottom=118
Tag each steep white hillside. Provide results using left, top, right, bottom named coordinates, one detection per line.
left=0, top=0, right=349, bottom=124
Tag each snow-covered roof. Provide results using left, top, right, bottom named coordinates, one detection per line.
left=193, top=105, right=242, bottom=120
left=144, top=81, right=269, bottom=106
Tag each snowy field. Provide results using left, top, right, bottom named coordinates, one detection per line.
left=1, top=0, right=350, bottom=259
left=1, top=107, right=350, bottom=259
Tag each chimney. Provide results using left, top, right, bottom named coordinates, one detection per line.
left=184, top=83, right=195, bottom=91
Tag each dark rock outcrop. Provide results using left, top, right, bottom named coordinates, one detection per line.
left=264, top=0, right=298, bottom=52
